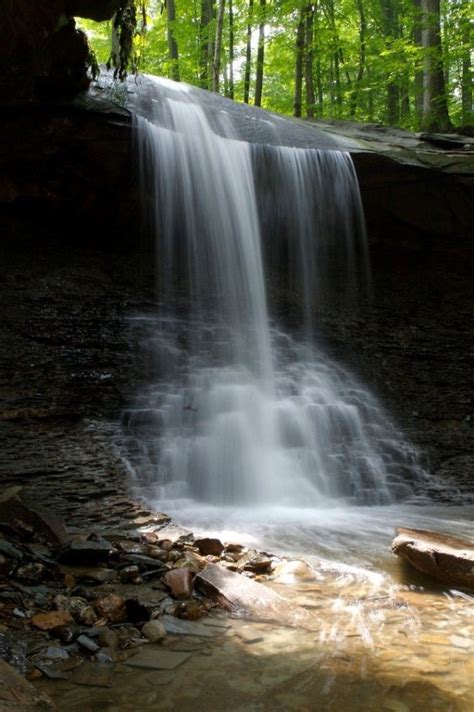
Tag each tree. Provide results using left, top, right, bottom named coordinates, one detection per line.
left=213, top=0, right=225, bottom=91
left=254, top=0, right=266, bottom=106
left=294, top=6, right=305, bottom=117
left=166, top=0, right=180, bottom=81
left=244, top=0, right=254, bottom=103
left=420, top=0, right=451, bottom=130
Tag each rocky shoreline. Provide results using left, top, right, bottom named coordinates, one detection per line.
left=0, top=430, right=318, bottom=710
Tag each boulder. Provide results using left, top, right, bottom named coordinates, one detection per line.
left=272, top=560, right=315, bottom=583
left=163, top=569, right=193, bottom=600
left=391, top=527, right=474, bottom=589
left=195, top=564, right=311, bottom=628
left=194, top=538, right=224, bottom=557
left=0, top=659, right=56, bottom=711
left=0, top=487, right=68, bottom=545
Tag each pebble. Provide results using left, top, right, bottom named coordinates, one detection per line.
left=142, top=620, right=167, bottom=643
left=77, top=634, right=100, bottom=652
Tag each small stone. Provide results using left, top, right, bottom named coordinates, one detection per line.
left=72, top=660, right=114, bottom=688
left=77, top=635, right=100, bottom=652
left=156, top=525, right=193, bottom=544
left=161, top=615, right=223, bottom=637
left=52, top=625, right=79, bottom=644
left=174, top=600, right=206, bottom=621
left=120, top=565, right=141, bottom=583
left=45, top=646, right=69, bottom=660
left=32, top=611, right=74, bottom=630
left=243, top=555, right=274, bottom=575
left=124, top=648, right=191, bottom=671
left=63, top=574, right=76, bottom=588
left=163, top=569, right=193, bottom=600
left=94, top=594, right=127, bottom=623
left=0, top=539, right=23, bottom=560
left=76, top=605, right=98, bottom=627
left=225, top=543, right=245, bottom=554
left=58, top=565, right=115, bottom=583
left=59, top=538, right=113, bottom=565
left=194, top=538, right=225, bottom=557
left=272, top=560, right=315, bottom=583
left=160, top=540, right=173, bottom=552
left=141, top=620, right=167, bottom=643
left=15, top=562, right=46, bottom=583
left=97, top=628, right=119, bottom=649
left=93, top=648, right=115, bottom=664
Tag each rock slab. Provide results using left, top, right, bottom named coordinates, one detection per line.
left=391, top=527, right=474, bottom=589
left=195, top=564, right=312, bottom=628
left=0, top=659, right=56, bottom=711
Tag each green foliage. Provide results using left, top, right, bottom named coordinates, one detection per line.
left=78, top=0, right=471, bottom=129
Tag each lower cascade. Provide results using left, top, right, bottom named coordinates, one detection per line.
left=124, top=77, right=428, bottom=508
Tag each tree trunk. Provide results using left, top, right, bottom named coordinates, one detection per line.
left=212, top=0, right=225, bottom=92
left=228, top=0, right=234, bottom=99
left=349, top=0, right=366, bottom=118
left=166, top=0, right=180, bottom=82
left=294, top=8, right=305, bottom=117
left=244, top=0, right=253, bottom=104
left=254, top=0, right=265, bottom=107
left=413, top=0, right=424, bottom=127
left=420, top=0, right=452, bottom=130
left=461, top=4, right=472, bottom=126
left=304, top=4, right=316, bottom=118
left=380, top=0, right=399, bottom=125
left=199, top=0, right=212, bottom=88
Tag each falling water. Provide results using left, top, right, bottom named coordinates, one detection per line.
left=125, top=77, right=428, bottom=508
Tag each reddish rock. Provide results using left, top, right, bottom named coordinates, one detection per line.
left=94, top=593, right=127, bottom=622
left=194, top=538, right=225, bottom=557
left=163, top=569, right=194, bottom=600
left=32, top=610, right=74, bottom=630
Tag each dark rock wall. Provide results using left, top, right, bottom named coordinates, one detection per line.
left=1, top=104, right=472, bottom=491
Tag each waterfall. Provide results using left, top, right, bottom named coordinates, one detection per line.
left=125, top=76, right=427, bottom=508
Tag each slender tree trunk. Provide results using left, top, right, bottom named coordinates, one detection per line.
left=420, top=0, right=452, bottom=130
left=199, top=0, right=212, bottom=88
left=254, top=0, right=265, bottom=107
left=228, top=0, right=234, bottom=99
left=304, top=4, right=316, bottom=118
left=316, top=56, right=323, bottom=113
left=208, top=1, right=216, bottom=87
left=294, top=7, right=305, bottom=117
left=243, top=0, right=253, bottom=103
left=166, top=0, right=180, bottom=81
left=413, top=0, right=424, bottom=127
left=461, top=4, right=472, bottom=125
left=380, top=0, right=399, bottom=125
left=326, top=0, right=341, bottom=114
left=350, top=0, right=366, bottom=118
left=400, top=69, right=410, bottom=121
left=212, top=0, right=225, bottom=92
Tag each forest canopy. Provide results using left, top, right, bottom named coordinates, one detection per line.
left=80, top=0, right=472, bottom=131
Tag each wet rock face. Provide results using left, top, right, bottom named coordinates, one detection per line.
left=0, top=93, right=472, bottom=494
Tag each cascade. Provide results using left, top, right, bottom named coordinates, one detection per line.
left=124, top=76, right=428, bottom=508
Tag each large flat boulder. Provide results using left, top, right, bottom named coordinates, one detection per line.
left=392, top=527, right=474, bottom=589
left=195, top=563, right=312, bottom=628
